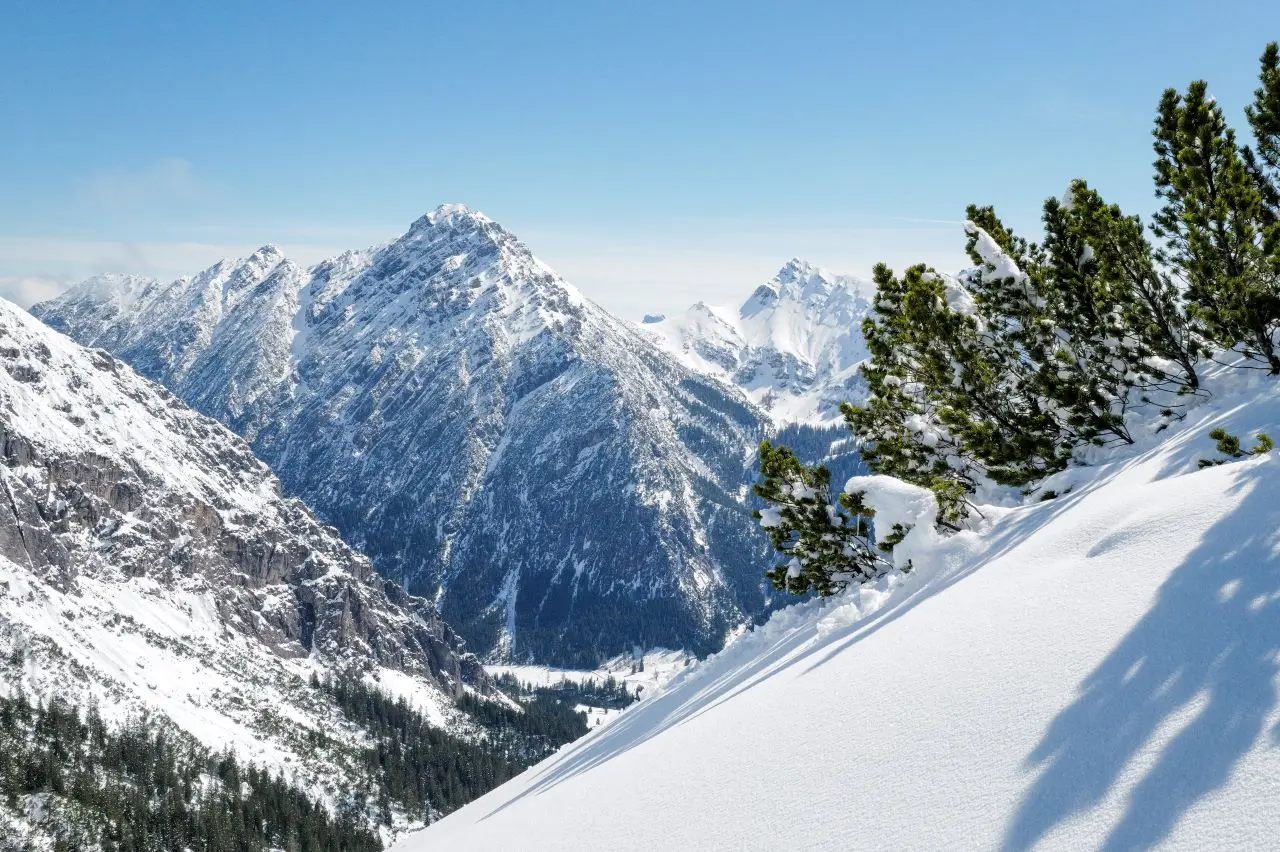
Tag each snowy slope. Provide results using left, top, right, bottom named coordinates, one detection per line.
left=638, top=258, right=873, bottom=424
left=33, top=207, right=776, bottom=666
left=398, top=361, right=1280, bottom=851
left=0, top=297, right=495, bottom=824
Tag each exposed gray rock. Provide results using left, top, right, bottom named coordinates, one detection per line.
left=0, top=299, right=488, bottom=695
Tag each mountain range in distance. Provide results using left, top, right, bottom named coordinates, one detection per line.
left=33, top=204, right=870, bottom=666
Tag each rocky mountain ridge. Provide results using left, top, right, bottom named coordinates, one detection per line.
left=34, top=206, right=778, bottom=666
left=0, top=297, right=503, bottom=831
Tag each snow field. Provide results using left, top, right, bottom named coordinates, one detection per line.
left=400, top=358, right=1280, bottom=851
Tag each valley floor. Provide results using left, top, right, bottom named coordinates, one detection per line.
left=487, top=648, right=694, bottom=729
left=398, top=366, right=1280, bottom=851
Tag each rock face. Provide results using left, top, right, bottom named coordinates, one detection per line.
left=35, top=206, right=775, bottom=666
left=0, top=298, right=487, bottom=695
left=638, top=258, right=873, bottom=424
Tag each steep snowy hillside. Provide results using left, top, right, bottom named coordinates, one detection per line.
left=639, top=258, right=873, bottom=423
left=0, top=298, right=511, bottom=829
left=398, top=362, right=1280, bottom=851
left=33, top=206, right=775, bottom=666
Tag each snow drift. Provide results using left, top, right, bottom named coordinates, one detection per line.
left=398, top=360, right=1280, bottom=850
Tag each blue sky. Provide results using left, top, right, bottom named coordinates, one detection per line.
left=1, top=1, right=1275, bottom=317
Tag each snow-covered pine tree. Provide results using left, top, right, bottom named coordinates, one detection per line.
left=957, top=207, right=1084, bottom=485
left=1153, top=76, right=1280, bottom=372
left=759, top=184, right=1200, bottom=589
left=1031, top=183, right=1201, bottom=441
left=842, top=263, right=978, bottom=527
left=845, top=196, right=1171, bottom=509
left=752, top=441, right=892, bottom=596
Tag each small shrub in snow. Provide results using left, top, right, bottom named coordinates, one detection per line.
left=1198, top=428, right=1274, bottom=468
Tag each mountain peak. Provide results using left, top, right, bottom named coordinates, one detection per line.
left=31, top=212, right=771, bottom=668
left=635, top=259, right=874, bottom=423
left=769, top=258, right=836, bottom=303
left=414, top=202, right=492, bottom=230
left=776, top=257, right=817, bottom=278
left=739, top=259, right=834, bottom=315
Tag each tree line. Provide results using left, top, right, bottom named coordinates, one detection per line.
left=0, top=692, right=379, bottom=852
left=316, top=672, right=588, bottom=824
left=491, top=671, right=640, bottom=711
left=0, top=667, right=610, bottom=850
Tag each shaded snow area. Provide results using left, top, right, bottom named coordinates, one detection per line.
left=400, top=360, right=1280, bottom=851
left=637, top=258, right=872, bottom=424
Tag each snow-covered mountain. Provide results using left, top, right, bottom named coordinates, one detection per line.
left=396, top=358, right=1280, bottom=851
left=638, top=258, right=873, bottom=424
left=0, top=297, right=499, bottom=826
left=33, top=206, right=775, bottom=667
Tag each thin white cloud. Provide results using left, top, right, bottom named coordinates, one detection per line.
left=82, top=157, right=200, bottom=209
left=0, top=216, right=974, bottom=320
left=0, top=276, right=75, bottom=308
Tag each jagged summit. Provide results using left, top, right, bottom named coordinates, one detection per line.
left=639, top=259, right=873, bottom=423
left=418, top=201, right=491, bottom=227
left=772, top=256, right=821, bottom=287
left=393, top=203, right=529, bottom=263
left=765, top=257, right=865, bottom=307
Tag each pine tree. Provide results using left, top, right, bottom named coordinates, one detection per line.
left=752, top=441, right=894, bottom=596
left=968, top=201, right=1157, bottom=455
left=842, top=263, right=979, bottom=524
left=1153, top=76, right=1280, bottom=372
left=1243, top=42, right=1280, bottom=220
left=1064, top=180, right=1201, bottom=389
left=846, top=199, right=1151, bottom=506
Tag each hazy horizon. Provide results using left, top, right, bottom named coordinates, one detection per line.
left=4, top=0, right=1275, bottom=318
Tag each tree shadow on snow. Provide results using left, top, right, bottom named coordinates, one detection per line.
left=478, top=477, right=1105, bottom=824
left=476, top=615, right=823, bottom=821
left=798, top=479, right=1099, bottom=679
left=1004, top=466, right=1280, bottom=851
